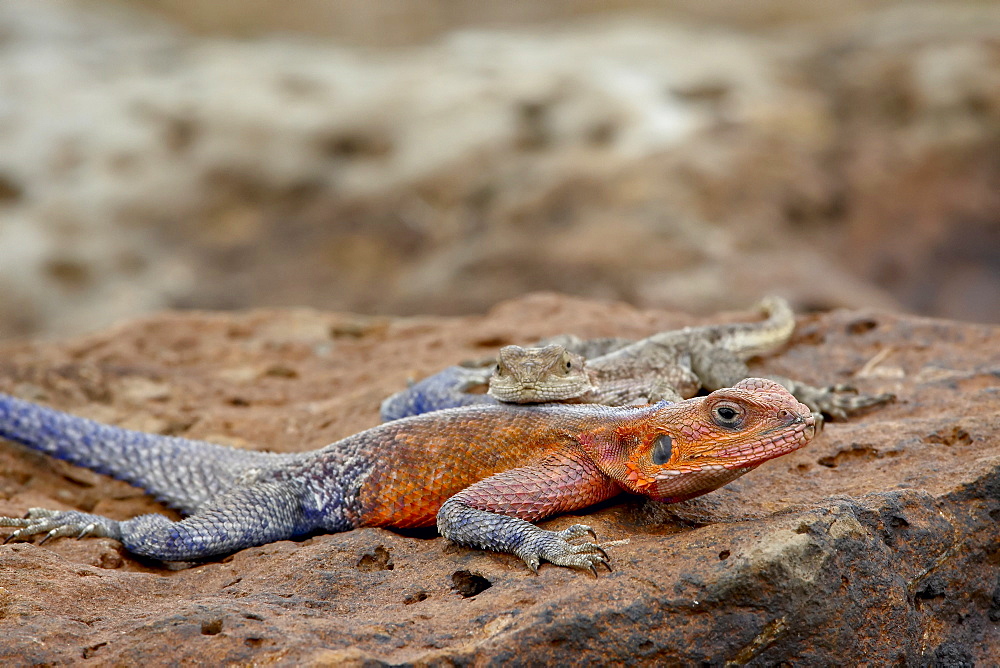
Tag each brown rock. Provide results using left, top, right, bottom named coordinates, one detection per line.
left=0, top=294, right=997, bottom=664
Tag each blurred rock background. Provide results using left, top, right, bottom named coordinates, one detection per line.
left=0, top=0, right=997, bottom=340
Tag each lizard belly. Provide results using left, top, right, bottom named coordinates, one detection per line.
left=356, top=447, right=559, bottom=528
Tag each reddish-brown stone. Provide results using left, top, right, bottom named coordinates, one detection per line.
left=0, top=294, right=997, bottom=665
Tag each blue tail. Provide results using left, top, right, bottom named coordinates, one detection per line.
left=380, top=366, right=497, bottom=421
left=0, top=393, right=276, bottom=514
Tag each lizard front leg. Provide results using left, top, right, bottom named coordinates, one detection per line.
left=589, top=376, right=689, bottom=405
left=436, top=449, right=621, bottom=574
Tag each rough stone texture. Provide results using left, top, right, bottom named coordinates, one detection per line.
left=1, top=1, right=999, bottom=341
left=0, top=293, right=997, bottom=665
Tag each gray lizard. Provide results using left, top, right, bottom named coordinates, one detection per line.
left=381, top=297, right=894, bottom=421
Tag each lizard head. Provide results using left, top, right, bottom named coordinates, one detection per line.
left=577, top=378, right=816, bottom=502
left=488, top=344, right=595, bottom=403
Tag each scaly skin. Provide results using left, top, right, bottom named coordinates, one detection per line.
left=0, top=379, right=815, bottom=572
left=382, top=297, right=895, bottom=421
left=488, top=344, right=594, bottom=402
left=494, top=295, right=799, bottom=405
left=380, top=365, right=496, bottom=420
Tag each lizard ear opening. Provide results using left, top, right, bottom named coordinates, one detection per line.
left=651, top=434, right=673, bottom=465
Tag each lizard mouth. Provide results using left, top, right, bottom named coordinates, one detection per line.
left=710, top=418, right=815, bottom=465
left=656, top=415, right=816, bottom=477
left=646, top=418, right=814, bottom=500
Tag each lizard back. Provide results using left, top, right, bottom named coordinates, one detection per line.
left=301, top=402, right=642, bottom=529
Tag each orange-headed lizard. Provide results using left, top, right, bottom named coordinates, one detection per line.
left=0, top=378, right=815, bottom=573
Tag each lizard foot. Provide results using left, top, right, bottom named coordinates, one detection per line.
left=516, top=523, right=612, bottom=576
left=796, top=385, right=895, bottom=421
left=0, top=508, right=121, bottom=545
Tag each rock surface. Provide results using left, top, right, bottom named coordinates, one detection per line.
left=0, top=293, right=997, bottom=665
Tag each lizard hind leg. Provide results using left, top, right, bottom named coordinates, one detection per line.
left=689, top=350, right=893, bottom=420
left=689, top=349, right=753, bottom=392
left=0, top=480, right=317, bottom=561
left=775, top=378, right=895, bottom=420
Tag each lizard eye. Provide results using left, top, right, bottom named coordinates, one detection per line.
left=711, top=402, right=745, bottom=429
left=651, top=434, right=673, bottom=465
left=494, top=363, right=502, bottom=376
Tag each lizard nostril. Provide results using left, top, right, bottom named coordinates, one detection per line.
left=777, top=409, right=800, bottom=425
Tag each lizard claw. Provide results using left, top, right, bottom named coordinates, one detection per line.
left=1, top=516, right=36, bottom=544
left=526, top=557, right=541, bottom=574
left=78, top=523, right=99, bottom=539
left=0, top=509, right=120, bottom=545
left=594, top=544, right=609, bottom=560
left=557, top=523, right=597, bottom=541
left=515, top=526, right=613, bottom=575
